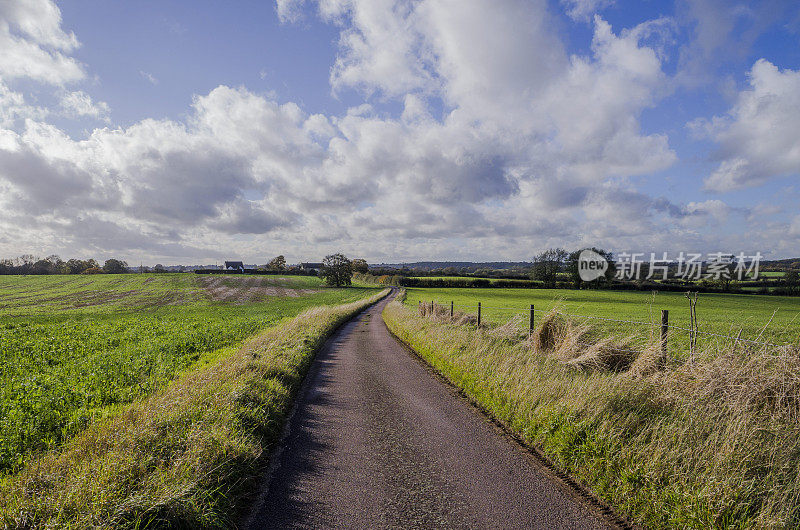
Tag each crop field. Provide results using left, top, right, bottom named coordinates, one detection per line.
left=404, top=287, right=800, bottom=356
left=0, top=274, right=377, bottom=475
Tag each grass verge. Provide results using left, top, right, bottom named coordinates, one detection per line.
left=0, top=288, right=389, bottom=528
left=383, top=295, right=800, bottom=529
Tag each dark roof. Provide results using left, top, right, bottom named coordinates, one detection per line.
left=224, top=261, right=245, bottom=269
left=300, top=262, right=324, bottom=268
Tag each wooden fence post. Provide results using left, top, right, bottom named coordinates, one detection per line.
left=450, top=301, right=454, bottom=318
left=477, top=302, right=481, bottom=327
left=660, top=310, right=669, bottom=368
left=530, top=304, right=535, bottom=336
left=430, top=300, right=434, bottom=314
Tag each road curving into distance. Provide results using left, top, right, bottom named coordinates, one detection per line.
left=246, top=290, right=618, bottom=529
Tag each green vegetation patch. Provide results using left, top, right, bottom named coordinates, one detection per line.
left=404, top=287, right=800, bottom=355
left=0, top=274, right=378, bottom=475
left=1, top=289, right=388, bottom=528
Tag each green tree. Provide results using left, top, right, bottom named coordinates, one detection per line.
left=103, top=259, right=129, bottom=274
left=351, top=258, right=369, bottom=274
left=785, top=270, right=799, bottom=293
left=267, top=255, right=287, bottom=271
left=32, top=259, right=53, bottom=275
left=707, top=253, right=737, bottom=290
left=65, top=258, right=97, bottom=274
left=321, top=253, right=353, bottom=287
left=530, top=248, right=567, bottom=287
left=566, top=248, right=615, bottom=288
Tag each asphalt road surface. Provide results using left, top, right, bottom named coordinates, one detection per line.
left=246, top=291, right=616, bottom=529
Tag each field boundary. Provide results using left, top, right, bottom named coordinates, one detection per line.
left=416, top=297, right=798, bottom=358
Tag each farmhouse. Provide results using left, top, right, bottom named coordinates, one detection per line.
left=224, top=261, right=245, bottom=272
left=300, top=262, right=323, bottom=272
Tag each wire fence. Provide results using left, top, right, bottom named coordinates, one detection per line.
left=415, top=298, right=799, bottom=361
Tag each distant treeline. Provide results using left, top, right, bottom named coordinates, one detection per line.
left=394, top=275, right=800, bottom=296
left=369, top=267, right=530, bottom=280
left=398, top=277, right=537, bottom=288
left=0, top=255, right=128, bottom=275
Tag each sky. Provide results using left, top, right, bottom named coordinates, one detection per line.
left=0, top=0, right=799, bottom=265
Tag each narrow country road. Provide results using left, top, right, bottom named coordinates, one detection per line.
left=246, top=291, right=616, bottom=529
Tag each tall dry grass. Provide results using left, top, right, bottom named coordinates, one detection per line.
left=385, top=298, right=800, bottom=528
left=0, top=289, right=389, bottom=529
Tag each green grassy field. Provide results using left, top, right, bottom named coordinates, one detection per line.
left=757, top=271, right=786, bottom=278
left=404, top=287, right=800, bottom=355
left=0, top=274, right=377, bottom=475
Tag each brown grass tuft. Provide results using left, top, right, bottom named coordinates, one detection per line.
left=531, top=308, right=569, bottom=353
left=666, top=345, right=800, bottom=422
left=565, top=336, right=639, bottom=372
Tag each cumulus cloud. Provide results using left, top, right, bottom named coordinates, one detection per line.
left=60, top=91, right=110, bottom=120
left=0, top=0, right=84, bottom=85
left=685, top=199, right=730, bottom=220
left=561, top=0, right=615, bottom=22
left=694, top=59, right=800, bottom=191
left=0, top=0, right=687, bottom=260
left=3, top=0, right=784, bottom=262
left=0, top=81, right=48, bottom=127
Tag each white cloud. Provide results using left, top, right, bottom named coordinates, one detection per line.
left=2, top=0, right=777, bottom=263
left=327, top=0, right=436, bottom=97
left=686, top=199, right=730, bottom=219
left=0, top=0, right=84, bottom=85
left=275, top=0, right=306, bottom=23
left=681, top=199, right=731, bottom=228
left=560, top=0, right=614, bottom=22
left=140, top=70, right=158, bottom=85
left=60, top=91, right=110, bottom=121
left=0, top=81, right=48, bottom=127
left=696, top=59, right=800, bottom=191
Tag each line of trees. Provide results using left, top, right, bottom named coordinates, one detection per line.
left=0, top=255, right=129, bottom=275
left=530, top=247, right=615, bottom=288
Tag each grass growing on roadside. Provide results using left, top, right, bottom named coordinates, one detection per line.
left=0, top=289, right=389, bottom=528
left=384, top=296, right=800, bottom=528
